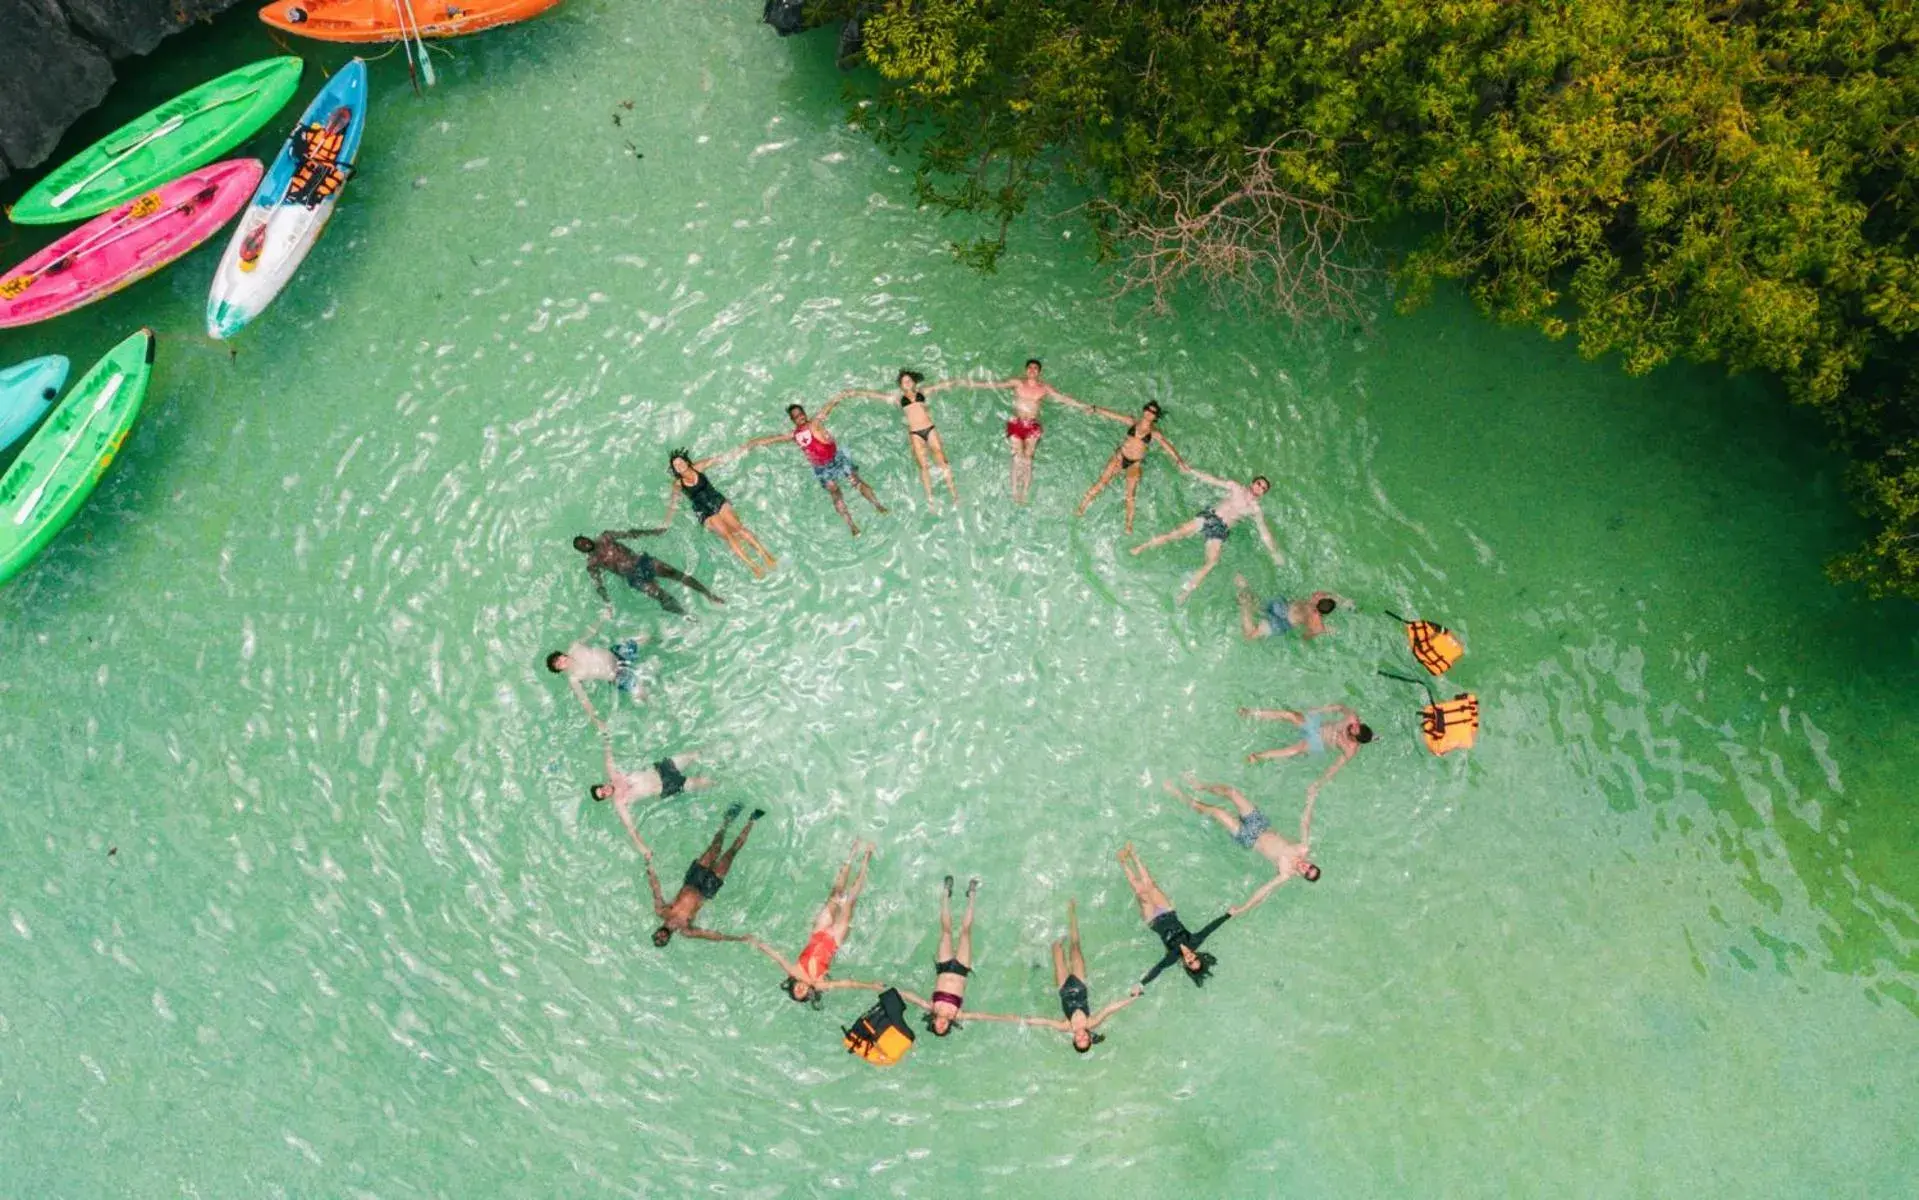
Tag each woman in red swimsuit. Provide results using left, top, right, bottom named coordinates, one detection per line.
left=748, top=841, right=884, bottom=1005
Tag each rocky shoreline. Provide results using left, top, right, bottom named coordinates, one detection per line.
left=0, top=0, right=245, bottom=187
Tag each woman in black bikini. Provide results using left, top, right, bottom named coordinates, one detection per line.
left=661, top=449, right=776, bottom=578
left=838, top=369, right=964, bottom=508
left=899, top=876, right=1023, bottom=1036
left=1012, top=899, right=1143, bottom=1053
left=1117, top=842, right=1229, bottom=987
left=1075, top=400, right=1185, bottom=532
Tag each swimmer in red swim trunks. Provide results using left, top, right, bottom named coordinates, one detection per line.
left=740, top=399, right=888, bottom=535
left=967, top=359, right=1096, bottom=505
left=747, top=841, right=887, bottom=1005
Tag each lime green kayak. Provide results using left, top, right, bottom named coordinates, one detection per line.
left=8, top=58, right=304, bottom=226
left=0, top=330, right=154, bottom=585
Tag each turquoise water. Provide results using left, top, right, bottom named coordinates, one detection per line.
left=2, top=3, right=1916, bottom=1195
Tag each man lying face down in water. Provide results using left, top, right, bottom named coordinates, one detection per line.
left=573, top=528, right=722, bottom=615
left=1234, top=575, right=1347, bottom=641
left=628, top=803, right=763, bottom=947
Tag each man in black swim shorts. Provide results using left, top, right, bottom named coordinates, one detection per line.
left=574, top=528, right=722, bottom=615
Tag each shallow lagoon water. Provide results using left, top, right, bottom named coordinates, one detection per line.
left=1, top=3, right=1916, bottom=1196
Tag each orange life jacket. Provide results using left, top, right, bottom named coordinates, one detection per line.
left=288, top=126, right=347, bottom=202
left=843, top=988, right=916, bottom=1066
left=1420, top=693, right=1479, bottom=755
left=1405, top=619, right=1464, bottom=676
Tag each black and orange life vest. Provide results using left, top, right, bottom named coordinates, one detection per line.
left=843, top=988, right=916, bottom=1067
left=1388, top=611, right=1464, bottom=675
left=288, top=125, right=348, bottom=203
left=1420, top=693, right=1479, bottom=755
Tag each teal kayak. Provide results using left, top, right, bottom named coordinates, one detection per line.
left=0, top=355, right=70, bottom=453
left=8, top=58, right=304, bottom=226
left=0, top=330, right=155, bottom=585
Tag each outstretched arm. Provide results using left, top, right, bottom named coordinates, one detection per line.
left=1087, top=405, right=1133, bottom=424
left=612, top=796, right=651, bottom=857
left=1011, top=1015, right=1073, bottom=1031
left=1088, top=987, right=1145, bottom=1028
left=640, top=854, right=667, bottom=912
left=571, top=676, right=605, bottom=730
left=658, top=487, right=683, bottom=526
left=1307, top=744, right=1357, bottom=801
left=919, top=379, right=967, bottom=395
left=834, top=387, right=892, bottom=402
left=744, top=938, right=800, bottom=977
left=1230, top=874, right=1290, bottom=918
left=1176, top=459, right=1235, bottom=489
left=606, top=525, right=668, bottom=539
left=1299, top=784, right=1320, bottom=844
left=579, top=604, right=611, bottom=644
left=954, top=1010, right=1032, bottom=1024
left=1047, top=388, right=1097, bottom=415
left=1154, top=433, right=1189, bottom=470
left=586, top=563, right=610, bottom=605
left=819, top=979, right=887, bottom=993
left=816, top=394, right=849, bottom=420
left=1252, top=508, right=1284, bottom=566
left=682, top=926, right=750, bottom=943
left=896, top=989, right=934, bottom=1012
left=693, top=442, right=765, bottom=471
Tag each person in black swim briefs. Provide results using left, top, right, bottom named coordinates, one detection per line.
left=662, top=450, right=777, bottom=577
left=1118, top=842, right=1230, bottom=987
left=1009, top=899, right=1144, bottom=1053
left=632, top=803, right=763, bottom=948
left=1132, top=467, right=1282, bottom=604
left=1163, top=775, right=1321, bottom=917
left=593, top=738, right=712, bottom=852
left=573, top=528, right=720, bottom=615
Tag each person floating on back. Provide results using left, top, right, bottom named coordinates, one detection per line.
left=740, top=400, right=887, bottom=536
left=633, top=803, right=764, bottom=948
left=573, top=528, right=720, bottom=616
left=1242, top=703, right=1373, bottom=802
left=899, top=876, right=1024, bottom=1035
left=836, top=370, right=966, bottom=509
left=1009, top=898, right=1144, bottom=1053
left=1075, top=399, right=1187, bottom=532
left=662, top=449, right=777, bottom=578
left=1164, top=775, right=1320, bottom=917
left=545, top=606, right=649, bottom=727
left=1117, top=843, right=1229, bottom=987
left=593, top=740, right=712, bottom=853
left=965, top=359, right=1097, bottom=505
left=1131, top=465, right=1282, bottom=604
left=1235, top=575, right=1346, bottom=641
left=747, top=840, right=888, bottom=1004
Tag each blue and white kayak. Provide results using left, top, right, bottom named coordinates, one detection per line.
left=0, top=354, right=71, bottom=453
left=206, top=58, right=367, bottom=340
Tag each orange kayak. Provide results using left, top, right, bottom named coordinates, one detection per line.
left=258, top=0, right=565, bottom=42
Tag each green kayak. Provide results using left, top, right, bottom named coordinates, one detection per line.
left=0, top=329, right=155, bottom=585
left=8, top=58, right=304, bottom=226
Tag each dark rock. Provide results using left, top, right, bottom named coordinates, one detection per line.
left=763, top=0, right=809, bottom=37
left=0, top=0, right=246, bottom=187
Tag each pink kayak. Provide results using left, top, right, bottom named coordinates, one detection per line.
left=0, top=159, right=263, bottom=329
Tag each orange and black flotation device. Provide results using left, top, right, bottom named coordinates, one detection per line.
left=843, top=987, right=916, bottom=1067
left=1386, top=610, right=1463, bottom=676
left=287, top=112, right=351, bottom=206
left=1381, top=671, right=1479, bottom=756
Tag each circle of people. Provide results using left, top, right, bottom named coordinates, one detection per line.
left=544, top=360, right=1400, bottom=1060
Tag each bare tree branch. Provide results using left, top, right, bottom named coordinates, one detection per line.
left=1093, top=138, right=1377, bottom=325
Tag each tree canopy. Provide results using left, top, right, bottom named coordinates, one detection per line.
left=807, top=0, right=1919, bottom=597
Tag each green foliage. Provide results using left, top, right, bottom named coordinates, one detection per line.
left=808, top=0, right=1919, bottom=598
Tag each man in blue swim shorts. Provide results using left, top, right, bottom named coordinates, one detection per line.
left=1235, top=575, right=1346, bottom=641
